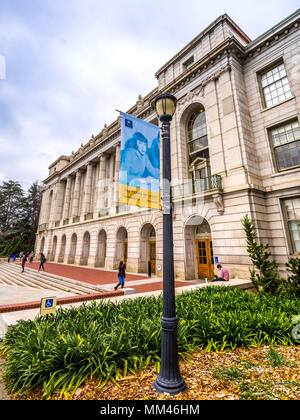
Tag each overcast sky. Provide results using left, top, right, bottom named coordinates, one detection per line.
left=0, top=0, right=299, bottom=190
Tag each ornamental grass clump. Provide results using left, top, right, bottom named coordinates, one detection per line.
left=1, top=287, right=299, bottom=399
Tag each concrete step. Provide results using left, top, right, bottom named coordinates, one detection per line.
left=0, top=263, right=104, bottom=295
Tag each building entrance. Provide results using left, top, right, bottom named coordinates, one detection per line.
left=185, top=217, right=214, bottom=280
left=149, top=241, right=156, bottom=274
left=196, top=239, right=214, bottom=278
left=123, top=242, right=128, bottom=266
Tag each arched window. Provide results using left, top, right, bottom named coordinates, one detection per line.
left=186, top=107, right=210, bottom=191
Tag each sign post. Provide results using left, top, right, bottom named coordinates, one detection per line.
left=40, top=297, right=57, bottom=317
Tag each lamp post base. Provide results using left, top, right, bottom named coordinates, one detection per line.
left=153, top=377, right=187, bottom=396
left=153, top=316, right=187, bottom=396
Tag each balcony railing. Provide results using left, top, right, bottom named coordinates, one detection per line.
left=99, top=208, right=109, bottom=217
left=84, top=213, right=93, bottom=221
left=172, top=175, right=222, bottom=200
left=38, top=223, right=49, bottom=231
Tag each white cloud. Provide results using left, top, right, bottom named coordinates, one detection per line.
left=0, top=0, right=299, bottom=187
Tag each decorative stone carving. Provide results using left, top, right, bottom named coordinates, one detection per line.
left=90, top=135, right=95, bottom=146
left=70, top=151, right=75, bottom=162
left=213, top=193, right=224, bottom=215
left=102, top=124, right=108, bottom=137
left=136, top=94, right=143, bottom=110
left=78, top=143, right=84, bottom=155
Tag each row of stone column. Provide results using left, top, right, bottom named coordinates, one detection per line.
left=40, top=144, right=121, bottom=227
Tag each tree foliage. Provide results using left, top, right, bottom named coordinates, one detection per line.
left=242, top=214, right=300, bottom=296
left=0, top=180, right=43, bottom=256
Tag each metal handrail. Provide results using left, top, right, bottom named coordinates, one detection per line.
left=172, top=175, right=222, bottom=199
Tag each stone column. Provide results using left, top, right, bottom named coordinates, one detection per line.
left=49, top=184, right=58, bottom=227
left=71, top=170, right=82, bottom=219
left=113, top=143, right=121, bottom=215
left=82, top=163, right=93, bottom=217
left=44, top=188, right=52, bottom=224
left=54, top=181, right=65, bottom=224
left=38, top=189, right=48, bottom=225
left=107, top=155, right=114, bottom=214
left=62, top=176, right=72, bottom=221
left=95, top=154, right=107, bottom=217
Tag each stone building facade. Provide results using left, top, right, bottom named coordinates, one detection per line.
left=36, top=11, right=300, bottom=280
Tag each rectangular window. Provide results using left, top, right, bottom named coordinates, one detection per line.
left=183, top=56, right=194, bottom=71
left=260, top=62, right=292, bottom=108
left=283, top=197, right=300, bottom=253
left=269, top=120, right=300, bottom=170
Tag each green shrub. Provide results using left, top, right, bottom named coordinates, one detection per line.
left=286, top=258, right=300, bottom=296
left=1, top=287, right=299, bottom=399
left=241, top=214, right=284, bottom=294
left=241, top=214, right=300, bottom=296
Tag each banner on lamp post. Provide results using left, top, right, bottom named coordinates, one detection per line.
left=119, top=112, right=161, bottom=210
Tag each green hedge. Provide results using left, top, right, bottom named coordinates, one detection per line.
left=1, top=287, right=299, bottom=399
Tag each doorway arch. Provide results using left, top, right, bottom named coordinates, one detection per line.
left=51, top=236, right=57, bottom=261
left=139, top=223, right=156, bottom=274
left=40, top=237, right=45, bottom=254
left=96, top=229, right=107, bottom=267
left=58, top=235, right=66, bottom=263
left=68, top=233, right=77, bottom=264
left=80, top=232, right=90, bottom=265
left=184, top=216, right=214, bottom=280
left=115, top=227, right=128, bottom=267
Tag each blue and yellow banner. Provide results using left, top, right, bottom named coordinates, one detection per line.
left=119, top=112, right=161, bottom=209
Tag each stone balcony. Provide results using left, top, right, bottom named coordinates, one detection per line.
left=172, top=175, right=222, bottom=200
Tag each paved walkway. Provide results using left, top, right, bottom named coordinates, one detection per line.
left=12, top=261, right=192, bottom=294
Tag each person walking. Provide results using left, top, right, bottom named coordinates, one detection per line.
left=38, top=253, right=46, bottom=272
left=29, top=251, right=34, bottom=263
left=21, top=253, right=28, bottom=273
left=114, top=261, right=126, bottom=290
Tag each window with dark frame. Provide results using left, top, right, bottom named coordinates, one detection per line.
left=282, top=197, right=300, bottom=254
left=183, top=56, right=194, bottom=71
left=260, top=62, right=292, bottom=108
left=187, top=108, right=208, bottom=166
left=269, top=119, right=300, bottom=171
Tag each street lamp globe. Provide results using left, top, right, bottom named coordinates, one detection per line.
left=154, top=93, right=177, bottom=121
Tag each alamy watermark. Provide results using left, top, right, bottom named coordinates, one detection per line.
left=291, top=315, right=300, bottom=341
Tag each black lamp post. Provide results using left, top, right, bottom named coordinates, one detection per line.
left=153, top=93, right=187, bottom=396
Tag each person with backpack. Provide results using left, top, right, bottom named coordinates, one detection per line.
left=38, top=253, right=47, bottom=272
left=114, top=261, right=126, bottom=290
left=21, top=253, right=28, bottom=273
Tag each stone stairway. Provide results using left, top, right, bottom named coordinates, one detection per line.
left=0, top=262, right=105, bottom=296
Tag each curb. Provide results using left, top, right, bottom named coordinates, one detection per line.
left=0, top=290, right=125, bottom=314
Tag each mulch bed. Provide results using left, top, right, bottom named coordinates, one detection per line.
left=3, top=346, right=299, bottom=400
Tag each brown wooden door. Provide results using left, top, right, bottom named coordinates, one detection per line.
left=149, top=241, right=156, bottom=274
left=123, top=242, right=128, bottom=266
left=196, top=239, right=214, bottom=279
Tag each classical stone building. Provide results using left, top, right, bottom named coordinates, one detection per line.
left=36, top=10, right=300, bottom=280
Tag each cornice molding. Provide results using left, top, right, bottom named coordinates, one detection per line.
left=244, top=14, right=300, bottom=61
left=155, top=38, right=243, bottom=99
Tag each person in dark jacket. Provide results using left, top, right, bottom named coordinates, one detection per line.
left=38, top=253, right=46, bottom=272
left=114, top=261, right=126, bottom=290
left=21, top=253, right=28, bottom=272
